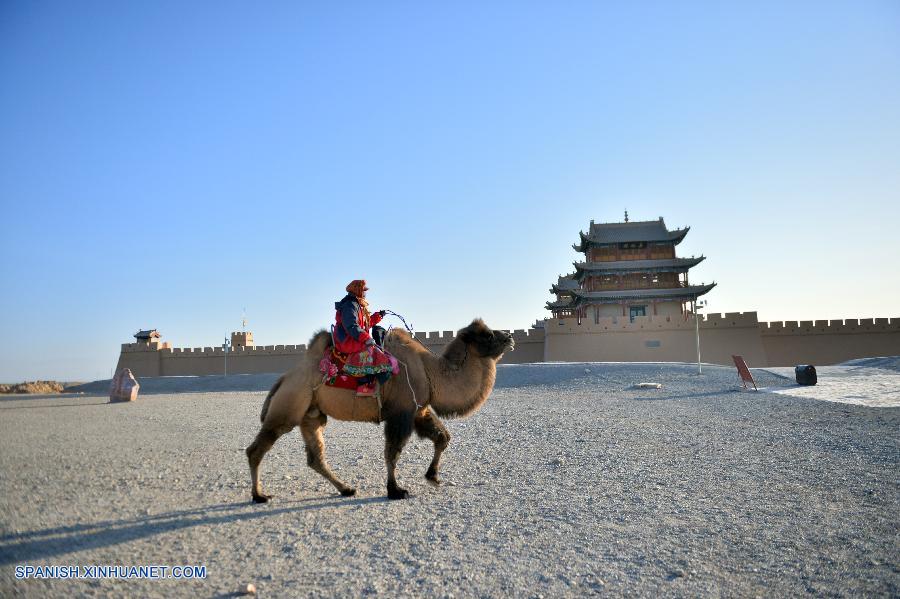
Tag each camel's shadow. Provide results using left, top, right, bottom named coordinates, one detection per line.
left=0, top=495, right=385, bottom=565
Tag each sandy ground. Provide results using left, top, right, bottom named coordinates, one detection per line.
left=1, top=363, right=898, bottom=597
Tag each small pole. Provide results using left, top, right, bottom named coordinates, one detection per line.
left=694, top=300, right=705, bottom=374
left=224, top=337, right=229, bottom=376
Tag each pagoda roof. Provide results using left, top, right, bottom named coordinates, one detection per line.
left=134, top=329, right=160, bottom=340
left=549, top=275, right=580, bottom=294
left=546, top=298, right=575, bottom=309
left=569, top=283, right=716, bottom=305
left=545, top=283, right=715, bottom=311
left=574, top=217, right=689, bottom=251
left=573, top=256, right=705, bottom=279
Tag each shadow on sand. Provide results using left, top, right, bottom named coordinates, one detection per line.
left=630, top=388, right=743, bottom=401
left=0, top=400, right=110, bottom=410
left=0, top=495, right=385, bottom=565
left=0, top=393, right=110, bottom=410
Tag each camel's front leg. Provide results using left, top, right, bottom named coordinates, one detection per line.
left=300, top=410, right=356, bottom=497
left=384, top=410, right=414, bottom=499
left=414, top=407, right=451, bottom=485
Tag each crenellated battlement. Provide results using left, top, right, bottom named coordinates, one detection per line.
left=121, top=342, right=165, bottom=352
left=413, top=328, right=546, bottom=342
left=129, top=343, right=309, bottom=356
left=760, top=317, right=899, bottom=335
left=704, top=312, right=760, bottom=326
left=163, top=344, right=306, bottom=358
left=512, top=328, right=545, bottom=340
left=545, top=312, right=899, bottom=337
left=546, top=311, right=762, bottom=334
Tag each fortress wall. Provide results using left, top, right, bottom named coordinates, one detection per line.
left=508, top=328, right=546, bottom=363
left=159, top=345, right=308, bottom=376
left=542, top=313, right=899, bottom=367
left=544, top=313, right=767, bottom=366
left=699, top=316, right=768, bottom=367
left=760, top=318, right=900, bottom=366
left=222, top=345, right=308, bottom=375
left=159, top=347, right=223, bottom=376
left=414, top=331, right=452, bottom=357
left=116, top=344, right=309, bottom=378
left=114, top=315, right=899, bottom=377
left=115, top=344, right=162, bottom=377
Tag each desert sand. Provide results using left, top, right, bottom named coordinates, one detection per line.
left=1, top=362, right=898, bottom=597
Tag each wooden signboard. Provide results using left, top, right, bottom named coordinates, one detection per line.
left=732, top=355, right=758, bottom=391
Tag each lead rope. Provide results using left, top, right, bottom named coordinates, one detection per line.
left=372, top=342, right=422, bottom=411
left=398, top=357, right=422, bottom=410
left=382, top=309, right=437, bottom=356
left=379, top=311, right=425, bottom=410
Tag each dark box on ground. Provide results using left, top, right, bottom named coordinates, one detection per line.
left=795, top=364, right=817, bottom=386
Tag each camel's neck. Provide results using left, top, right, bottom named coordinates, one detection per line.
left=424, top=344, right=498, bottom=418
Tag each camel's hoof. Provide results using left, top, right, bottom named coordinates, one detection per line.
left=425, top=474, right=441, bottom=487
left=388, top=487, right=409, bottom=500
left=251, top=493, right=272, bottom=504
left=340, top=488, right=357, bottom=497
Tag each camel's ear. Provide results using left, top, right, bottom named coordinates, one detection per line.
left=442, top=337, right=467, bottom=369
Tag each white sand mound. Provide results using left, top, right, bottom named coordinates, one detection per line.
left=763, top=356, right=900, bottom=408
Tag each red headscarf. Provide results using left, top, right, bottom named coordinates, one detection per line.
left=346, top=279, right=370, bottom=309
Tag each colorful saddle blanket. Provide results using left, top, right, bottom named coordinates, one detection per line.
left=319, top=346, right=398, bottom=389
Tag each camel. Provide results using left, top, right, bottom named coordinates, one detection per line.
left=246, top=319, right=514, bottom=501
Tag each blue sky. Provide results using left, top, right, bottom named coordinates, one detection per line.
left=2, top=1, right=898, bottom=381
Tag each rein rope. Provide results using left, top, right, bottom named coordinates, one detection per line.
left=381, top=310, right=467, bottom=408
left=383, top=309, right=466, bottom=367
left=380, top=309, right=426, bottom=410
left=382, top=309, right=437, bottom=356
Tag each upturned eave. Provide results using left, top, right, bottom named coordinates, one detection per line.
left=568, top=282, right=716, bottom=305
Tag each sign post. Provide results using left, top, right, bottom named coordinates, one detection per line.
left=223, top=337, right=230, bottom=375
left=694, top=300, right=706, bottom=374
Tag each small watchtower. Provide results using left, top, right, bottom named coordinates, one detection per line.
left=134, top=329, right=161, bottom=344
left=231, top=331, right=254, bottom=347
left=133, top=329, right=168, bottom=350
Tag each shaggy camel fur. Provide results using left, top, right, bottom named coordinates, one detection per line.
left=246, top=319, right=514, bottom=501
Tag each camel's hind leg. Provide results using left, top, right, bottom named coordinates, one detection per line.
left=300, top=410, right=356, bottom=497
left=384, top=410, right=415, bottom=500
left=246, top=423, right=293, bottom=503
left=414, top=407, right=451, bottom=486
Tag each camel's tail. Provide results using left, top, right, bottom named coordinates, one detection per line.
left=260, top=375, right=285, bottom=423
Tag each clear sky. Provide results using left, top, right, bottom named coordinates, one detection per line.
left=1, top=1, right=898, bottom=381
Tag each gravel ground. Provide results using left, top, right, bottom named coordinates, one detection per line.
left=1, top=363, right=898, bottom=597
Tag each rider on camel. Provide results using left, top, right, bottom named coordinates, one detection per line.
left=334, top=279, right=394, bottom=396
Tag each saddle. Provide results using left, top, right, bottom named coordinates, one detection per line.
left=319, top=346, right=397, bottom=395
left=319, top=348, right=361, bottom=391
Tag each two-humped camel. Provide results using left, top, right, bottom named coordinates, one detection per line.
left=246, top=319, right=514, bottom=500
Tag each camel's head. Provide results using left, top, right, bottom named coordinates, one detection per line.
left=457, top=319, right=515, bottom=360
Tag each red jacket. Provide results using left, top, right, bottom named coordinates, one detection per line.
left=334, top=293, right=383, bottom=354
